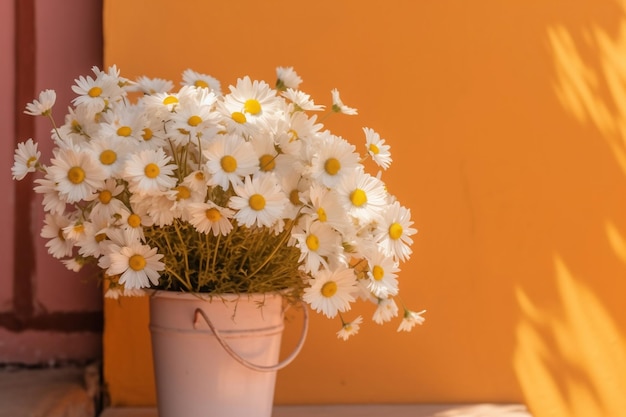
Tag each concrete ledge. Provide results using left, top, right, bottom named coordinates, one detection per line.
left=100, top=403, right=533, bottom=417
left=0, top=366, right=95, bottom=417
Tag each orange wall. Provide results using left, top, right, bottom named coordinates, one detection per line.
left=102, top=1, right=626, bottom=416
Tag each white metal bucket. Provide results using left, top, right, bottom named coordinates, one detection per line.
left=149, top=291, right=307, bottom=417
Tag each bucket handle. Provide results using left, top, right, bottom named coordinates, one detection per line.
left=193, top=302, right=309, bottom=372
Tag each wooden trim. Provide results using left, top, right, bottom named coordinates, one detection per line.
left=0, top=311, right=103, bottom=333
left=12, top=0, right=36, bottom=319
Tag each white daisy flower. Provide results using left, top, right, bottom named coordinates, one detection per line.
left=24, top=89, right=56, bottom=116
left=71, top=72, right=123, bottom=112
left=250, top=133, right=280, bottom=174
left=373, top=297, right=399, bottom=324
left=33, top=177, right=67, bottom=215
left=187, top=202, right=234, bottom=236
left=229, top=173, right=288, bottom=228
left=86, top=136, right=133, bottom=179
left=130, top=192, right=177, bottom=227
left=85, top=179, right=126, bottom=222
left=337, top=315, right=363, bottom=341
left=223, top=76, right=282, bottom=127
left=330, top=88, right=358, bottom=115
left=169, top=98, right=219, bottom=145
left=376, top=201, right=417, bottom=263
left=123, top=148, right=177, bottom=194
left=115, top=207, right=154, bottom=243
left=101, top=242, right=165, bottom=290
left=40, top=213, right=75, bottom=259
left=292, top=216, right=344, bottom=273
left=308, top=132, right=360, bottom=188
left=99, top=102, right=147, bottom=143
left=275, top=66, right=303, bottom=91
left=129, top=76, right=174, bottom=95
left=204, top=134, right=258, bottom=190
left=281, top=89, right=325, bottom=112
left=365, top=250, right=400, bottom=298
left=336, top=169, right=388, bottom=224
left=301, top=184, right=348, bottom=233
left=303, top=267, right=357, bottom=318
left=12, top=138, right=41, bottom=180
left=182, top=69, right=221, bottom=95
left=363, top=127, right=392, bottom=170
left=397, top=309, right=426, bottom=332
left=47, top=147, right=108, bottom=203
left=286, top=111, right=323, bottom=142
left=75, top=218, right=109, bottom=258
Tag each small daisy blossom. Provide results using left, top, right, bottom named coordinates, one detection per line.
left=337, top=315, right=363, bottom=341
left=397, top=309, right=426, bottom=332
left=229, top=173, right=288, bottom=228
left=303, top=267, right=357, bottom=318
left=331, top=88, right=358, bottom=115
left=124, top=148, right=177, bottom=194
left=373, top=297, right=399, bottom=324
left=182, top=69, right=221, bottom=94
left=47, top=147, right=108, bottom=203
left=376, top=200, right=417, bottom=262
left=204, top=134, right=258, bottom=190
left=24, top=89, right=56, bottom=116
left=12, top=138, right=41, bottom=180
left=275, top=66, right=303, bottom=91
left=363, top=127, right=392, bottom=170
left=187, top=202, right=234, bottom=236
left=100, top=242, right=165, bottom=290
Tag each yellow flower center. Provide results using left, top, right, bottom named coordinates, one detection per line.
left=372, top=265, right=385, bottom=281
left=95, top=233, right=107, bottom=243
left=306, top=234, right=319, bottom=251
left=321, top=281, right=337, bottom=298
left=205, top=207, right=221, bottom=222
left=71, top=119, right=84, bottom=134
left=220, top=155, right=237, bottom=173
left=117, top=126, right=132, bottom=137
left=289, top=189, right=301, bottom=206
left=129, top=254, right=146, bottom=271
left=317, top=207, right=327, bottom=222
left=259, top=154, right=275, bottom=172
left=231, top=111, right=247, bottom=124
left=389, top=222, right=403, bottom=240
left=88, top=86, right=102, bottom=98
left=195, top=171, right=206, bottom=181
left=350, top=189, right=367, bottom=207
left=194, top=80, right=209, bottom=88
left=324, top=158, right=341, bottom=175
left=369, top=143, right=380, bottom=155
left=67, top=166, right=85, bottom=184
left=142, top=128, right=153, bottom=141
left=127, top=213, right=141, bottom=228
left=249, top=194, right=266, bottom=211
left=73, top=223, right=85, bottom=234
left=243, top=99, right=261, bottom=115
left=100, top=149, right=117, bottom=165
left=163, top=95, right=178, bottom=105
left=27, top=156, right=37, bottom=168
left=144, top=163, right=160, bottom=179
left=99, top=190, right=112, bottom=204
left=175, top=185, right=191, bottom=200
left=187, top=115, right=202, bottom=127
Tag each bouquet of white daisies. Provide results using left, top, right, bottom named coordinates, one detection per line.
left=11, top=65, right=425, bottom=339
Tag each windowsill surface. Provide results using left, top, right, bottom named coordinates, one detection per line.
left=99, top=403, right=533, bottom=417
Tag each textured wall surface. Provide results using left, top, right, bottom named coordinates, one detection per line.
left=102, top=1, right=626, bottom=416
